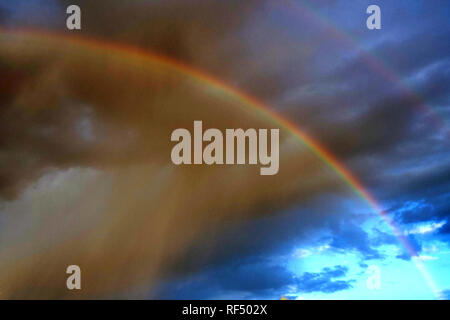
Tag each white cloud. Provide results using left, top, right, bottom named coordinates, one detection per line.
left=416, top=255, right=438, bottom=261
left=292, top=244, right=330, bottom=259
left=293, top=248, right=312, bottom=258
left=404, top=221, right=446, bottom=235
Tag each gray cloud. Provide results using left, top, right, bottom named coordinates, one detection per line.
left=156, top=262, right=353, bottom=299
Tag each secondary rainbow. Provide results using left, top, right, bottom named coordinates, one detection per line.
left=279, top=0, right=449, bottom=130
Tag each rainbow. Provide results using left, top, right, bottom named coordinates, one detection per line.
left=0, top=28, right=443, bottom=299
left=279, top=0, right=449, bottom=131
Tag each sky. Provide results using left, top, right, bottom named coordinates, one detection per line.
left=0, top=0, right=449, bottom=299
left=151, top=0, right=450, bottom=300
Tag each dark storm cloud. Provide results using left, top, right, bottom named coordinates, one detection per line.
left=0, top=0, right=352, bottom=297
left=4, top=0, right=267, bottom=91
left=172, top=196, right=392, bottom=274
left=328, top=227, right=381, bottom=259
left=274, top=12, right=450, bottom=172
left=347, top=31, right=450, bottom=82
left=296, top=265, right=353, bottom=294
left=382, top=164, right=450, bottom=231
left=4, top=0, right=449, bottom=155
left=0, top=0, right=274, bottom=198
left=156, top=262, right=352, bottom=299
left=1, top=29, right=349, bottom=298
left=0, top=0, right=449, bottom=298
left=283, top=31, right=450, bottom=162
left=156, top=258, right=299, bottom=299
left=147, top=0, right=450, bottom=296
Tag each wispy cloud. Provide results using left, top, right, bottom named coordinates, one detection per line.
left=405, top=221, right=447, bottom=235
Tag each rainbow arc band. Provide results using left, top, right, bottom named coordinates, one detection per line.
left=280, top=0, right=449, bottom=131
left=0, top=28, right=443, bottom=299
